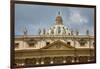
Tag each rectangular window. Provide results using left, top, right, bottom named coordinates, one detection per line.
left=29, top=43, right=34, bottom=47
left=15, top=43, right=19, bottom=48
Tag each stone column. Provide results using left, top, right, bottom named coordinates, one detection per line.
left=50, top=57, right=53, bottom=64
left=41, top=58, right=44, bottom=64
left=72, top=57, right=75, bottom=63
left=76, top=56, right=79, bottom=62
left=63, top=57, right=66, bottom=63
left=36, top=58, right=39, bottom=65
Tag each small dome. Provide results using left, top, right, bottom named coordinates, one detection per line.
left=56, top=16, right=62, bottom=21
left=55, top=12, right=63, bottom=25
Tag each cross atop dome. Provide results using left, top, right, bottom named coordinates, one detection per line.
left=58, top=11, right=60, bottom=15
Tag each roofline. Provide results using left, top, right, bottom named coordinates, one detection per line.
left=15, top=35, right=94, bottom=39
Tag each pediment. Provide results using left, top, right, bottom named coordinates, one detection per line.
left=41, top=40, right=75, bottom=50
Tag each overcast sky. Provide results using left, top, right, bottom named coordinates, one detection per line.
left=15, top=4, right=94, bottom=35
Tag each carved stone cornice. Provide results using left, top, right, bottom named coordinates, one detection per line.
left=15, top=35, right=94, bottom=41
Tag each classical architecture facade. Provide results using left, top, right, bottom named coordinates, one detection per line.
left=14, top=12, right=95, bottom=67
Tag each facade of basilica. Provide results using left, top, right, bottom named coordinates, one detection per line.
left=14, top=12, right=95, bottom=67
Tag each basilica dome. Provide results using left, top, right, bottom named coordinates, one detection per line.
left=47, top=12, right=71, bottom=35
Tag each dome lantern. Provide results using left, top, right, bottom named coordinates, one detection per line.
left=55, top=11, right=63, bottom=25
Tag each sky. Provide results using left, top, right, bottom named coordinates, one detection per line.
left=15, top=4, right=94, bottom=35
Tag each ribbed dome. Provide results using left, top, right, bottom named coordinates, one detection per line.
left=39, top=11, right=71, bottom=36
left=47, top=25, right=71, bottom=35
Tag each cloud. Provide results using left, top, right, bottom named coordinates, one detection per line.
left=15, top=4, right=94, bottom=35
left=69, top=10, right=88, bottom=24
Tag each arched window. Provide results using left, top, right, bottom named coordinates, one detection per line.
left=44, top=57, right=51, bottom=64
left=66, top=56, right=72, bottom=63
left=67, top=42, right=71, bottom=46
left=79, top=56, right=88, bottom=63
left=58, top=27, right=61, bottom=34
left=46, top=42, right=50, bottom=45
left=53, top=57, right=63, bottom=64
left=68, top=33, right=70, bottom=35
left=51, top=29, right=54, bottom=34
left=93, top=42, right=95, bottom=47
left=28, top=39, right=35, bottom=47
left=25, top=58, right=33, bottom=66
left=79, top=39, right=86, bottom=46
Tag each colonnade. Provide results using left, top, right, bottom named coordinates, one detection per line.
left=15, top=56, right=95, bottom=67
